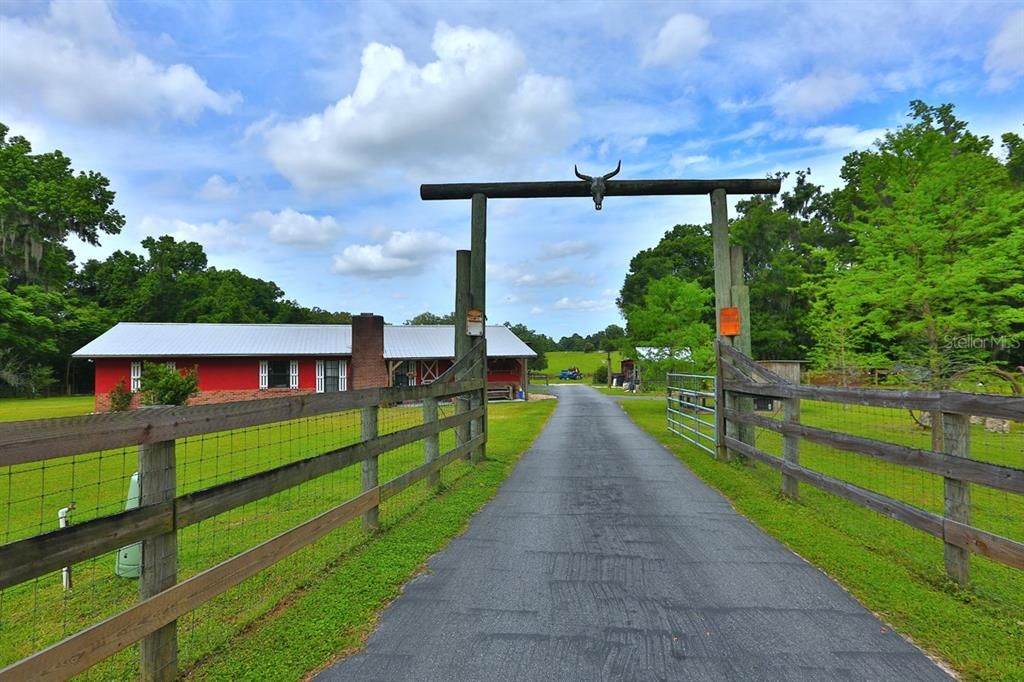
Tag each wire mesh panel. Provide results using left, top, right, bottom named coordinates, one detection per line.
left=666, top=373, right=716, bottom=456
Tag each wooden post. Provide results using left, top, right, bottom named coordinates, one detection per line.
left=782, top=397, right=800, bottom=499
left=423, top=396, right=440, bottom=489
left=470, top=193, right=487, bottom=462
left=711, top=189, right=733, bottom=347
left=711, top=189, right=739, bottom=459
left=731, top=282, right=755, bottom=449
left=714, top=341, right=728, bottom=461
left=361, top=405, right=379, bottom=531
left=942, top=412, right=970, bottom=586
left=139, top=438, right=177, bottom=682
left=455, top=250, right=472, bottom=458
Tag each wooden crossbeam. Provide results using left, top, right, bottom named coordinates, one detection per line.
left=421, top=178, right=781, bottom=201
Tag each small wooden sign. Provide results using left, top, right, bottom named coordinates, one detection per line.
left=720, top=307, right=740, bottom=336
left=467, top=308, right=484, bottom=336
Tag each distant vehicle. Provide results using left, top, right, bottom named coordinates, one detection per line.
left=559, top=367, right=582, bottom=380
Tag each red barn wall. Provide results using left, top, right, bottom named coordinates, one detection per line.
left=91, top=357, right=346, bottom=412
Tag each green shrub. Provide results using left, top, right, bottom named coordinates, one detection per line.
left=140, top=362, right=199, bottom=406
left=108, top=379, right=133, bottom=411
left=592, top=365, right=608, bottom=384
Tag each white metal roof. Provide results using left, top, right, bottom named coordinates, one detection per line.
left=73, top=323, right=535, bottom=359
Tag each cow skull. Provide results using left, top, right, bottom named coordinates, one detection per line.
left=574, top=161, right=622, bottom=210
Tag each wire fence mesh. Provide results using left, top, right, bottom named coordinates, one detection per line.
left=0, top=383, right=485, bottom=677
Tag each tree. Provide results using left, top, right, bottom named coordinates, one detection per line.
left=618, top=223, right=712, bottom=314
left=817, top=101, right=1024, bottom=387
left=503, top=322, right=553, bottom=370
left=0, top=123, right=124, bottom=287
left=405, top=311, right=455, bottom=325
left=624, top=275, right=714, bottom=376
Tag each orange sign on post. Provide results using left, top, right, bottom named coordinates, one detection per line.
left=719, top=307, right=740, bottom=336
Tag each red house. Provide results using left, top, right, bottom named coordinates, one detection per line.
left=73, top=315, right=536, bottom=411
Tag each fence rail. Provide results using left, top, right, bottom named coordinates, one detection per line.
left=715, top=342, right=1024, bottom=585
left=0, top=341, right=489, bottom=681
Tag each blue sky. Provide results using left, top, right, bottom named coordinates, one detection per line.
left=2, top=0, right=1022, bottom=339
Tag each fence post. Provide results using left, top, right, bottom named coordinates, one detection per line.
left=470, top=339, right=487, bottom=463
left=942, top=411, right=970, bottom=586
left=454, top=249, right=472, bottom=458
left=361, top=404, right=380, bottom=531
left=470, top=193, right=487, bottom=463
left=423, top=396, right=440, bottom=489
left=138, top=438, right=177, bottom=682
left=781, top=396, right=800, bottom=499
left=714, top=341, right=729, bottom=461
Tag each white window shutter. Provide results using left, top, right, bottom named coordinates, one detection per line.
left=259, top=361, right=268, bottom=389
left=340, top=360, right=348, bottom=391
left=165, top=361, right=176, bottom=371
left=289, top=360, right=299, bottom=389
left=316, top=360, right=324, bottom=393
left=130, top=361, right=142, bottom=392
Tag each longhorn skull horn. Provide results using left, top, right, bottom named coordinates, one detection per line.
left=601, top=160, right=622, bottom=180
left=574, top=160, right=622, bottom=211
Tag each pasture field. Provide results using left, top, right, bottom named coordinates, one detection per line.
left=620, top=397, right=1024, bottom=681
left=545, top=350, right=622, bottom=379
left=0, top=395, right=94, bottom=422
left=0, top=399, right=557, bottom=679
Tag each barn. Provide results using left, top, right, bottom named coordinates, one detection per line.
left=73, top=315, right=536, bottom=411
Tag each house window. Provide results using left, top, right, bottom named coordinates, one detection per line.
left=317, top=359, right=347, bottom=393
left=391, top=360, right=417, bottom=387
left=130, top=361, right=142, bottom=392
left=264, top=360, right=293, bottom=389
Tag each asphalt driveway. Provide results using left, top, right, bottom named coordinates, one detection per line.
left=317, top=385, right=949, bottom=681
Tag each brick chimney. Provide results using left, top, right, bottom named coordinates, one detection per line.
left=351, top=313, right=389, bottom=389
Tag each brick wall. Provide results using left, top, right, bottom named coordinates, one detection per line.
left=94, top=388, right=313, bottom=412
left=351, top=313, right=390, bottom=389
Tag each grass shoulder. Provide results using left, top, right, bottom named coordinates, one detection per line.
left=618, top=399, right=1024, bottom=681
left=0, top=395, right=94, bottom=421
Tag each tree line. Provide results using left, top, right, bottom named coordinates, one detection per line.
left=618, top=101, right=1023, bottom=390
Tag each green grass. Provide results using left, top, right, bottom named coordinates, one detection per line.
left=619, top=398, right=1024, bottom=681
left=0, top=395, right=94, bottom=422
left=544, top=351, right=622, bottom=380
left=0, top=400, right=557, bottom=679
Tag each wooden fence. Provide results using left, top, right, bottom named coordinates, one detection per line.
left=0, top=341, right=488, bottom=681
left=716, top=342, right=1024, bottom=586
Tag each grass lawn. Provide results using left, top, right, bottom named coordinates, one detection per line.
left=0, top=395, right=94, bottom=422
left=619, top=399, right=1024, bottom=681
left=544, top=350, right=621, bottom=380
left=0, top=399, right=557, bottom=680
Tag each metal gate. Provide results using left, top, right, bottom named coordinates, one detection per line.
left=666, top=373, right=716, bottom=456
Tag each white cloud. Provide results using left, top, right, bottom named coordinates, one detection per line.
left=138, top=216, right=242, bottom=251
left=803, top=125, right=886, bottom=150
left=643, top=14, right=712, bottom=67
left=985, top=10, right=1024, bottom=91
left=539, top=240, right=599, bottom=260
left=0, top=0, right=239, bottom=124
left=332, top=230, right=457, bottom=277
left=197, top=175, right=240, bottom=201
left=492, top=264, right=584, bottom=288
left=251, top=209, right=341, bottom=247
left=552, top=297, right=613, bottom=312
left=263, top=22, right=577, bottom=192
left=770, top=72, right=867, bottom=118
left=669, top=153, right=711, bottom=172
